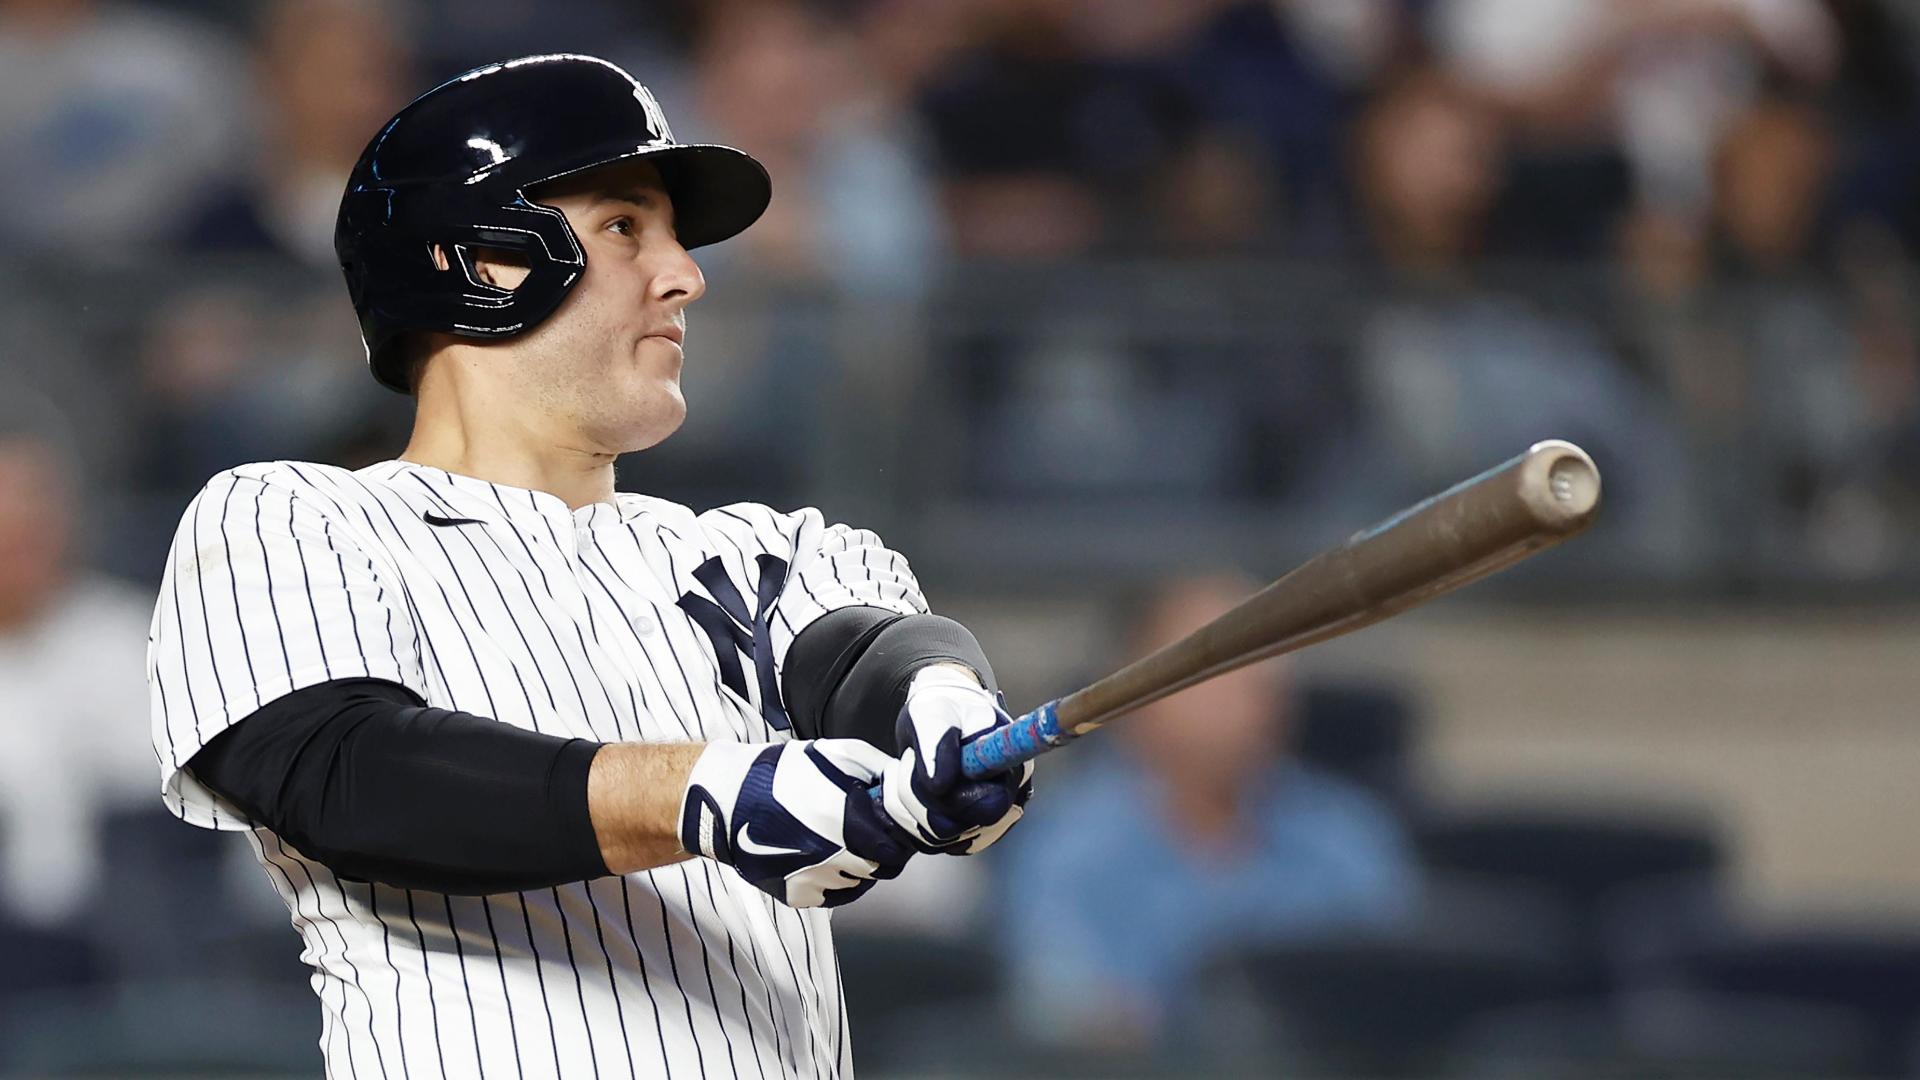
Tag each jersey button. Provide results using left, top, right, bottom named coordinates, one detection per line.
left=632, top=614, right=658, bottom=636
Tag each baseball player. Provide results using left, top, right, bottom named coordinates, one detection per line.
left=148, top=54, right=1032, bottom=1079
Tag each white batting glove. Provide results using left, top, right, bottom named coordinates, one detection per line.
left=880, top=664, right=1035, bottom=855
left=680, top=739, right=915, bottom=908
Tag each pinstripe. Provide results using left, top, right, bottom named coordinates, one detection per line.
left=338, top=476, right=552, bottom=1075
left=566, top=539, right=706, bottom=1071
left=409, top=490, right=650, bottom=1076
left=255, top=836, right=356, bottom=1080
left=365, top=884, right=415, bottom=1080
left=433, top=895, right=487, bottom=1080
left=584, top=881, right=640, bottom=1079
left=392, top=482, right=614, bottom=1077
left=695, top=862, right=774, bottom=1080
left=624, top=509, right=844, bottom=1078
left=402, top=890, right=451, bottom=1080
left=477, top=897, right=527, bottom=1080
left=195, top=481, right=242, bottom=729
left=618, top=882, right=676, bottom=1078
left=828, top=932, right=848, bottom=1076
left=551, top=884, right=605, bottom=1079
left=678, top=872, right=744, bottom=1080
left=734, top=893, right=797, bottom=1080
left=792, top=910, right=832, bottom=1078
left=242, top=833, right=326, bottom=1065
left=580, top=574, right=726, bottom=1071
left=649, top=870, right=711, bottom=1077
left=430, top=476, right=620, bottom=738
left=640, top=535, right=783, bottom=1076
left=245, top=492, right=384, bottom=1080
left=149, top=461, right=931, bottom=1079
left=277, top=466, right=448, bottom=698
left=278, top=842, right=380, bottom=1080
left=592, top=542, right=764, bottom=1079
left=759, top=903, right=816, bottom=1078
left=517, top=898, right=567, bottom=1078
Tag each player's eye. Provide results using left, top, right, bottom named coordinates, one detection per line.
left=607, top=217, right=635, bottom=237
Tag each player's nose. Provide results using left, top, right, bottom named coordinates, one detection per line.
left=650, top=240, right=706, bottom=309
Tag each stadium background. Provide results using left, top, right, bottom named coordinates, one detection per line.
left=4, top=0, right=1920, bottom=1074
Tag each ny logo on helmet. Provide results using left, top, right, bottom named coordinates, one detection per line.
left=634, top=85, right=675, bottom=146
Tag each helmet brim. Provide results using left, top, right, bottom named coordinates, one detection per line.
left=527, top=141, right=772, bottom=250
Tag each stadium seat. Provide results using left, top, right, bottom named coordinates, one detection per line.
left=1210, top=882, right=1589, bottom=1076
left=1412, top=805, right=1728, bottom=992
left=1662, top=929, right=1920, bottom=1076
left=1293, top=678, right=1419, bottom=810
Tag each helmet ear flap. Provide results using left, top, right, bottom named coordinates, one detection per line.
left=443, top=196, right=585, bottom=307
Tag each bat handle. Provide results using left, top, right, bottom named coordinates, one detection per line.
left=866, top=700, right=1073, bottom=811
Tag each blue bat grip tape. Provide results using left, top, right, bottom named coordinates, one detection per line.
left=867, top=700, right=1070, bottom=810
left=962, top=701, right=1067, bottom=779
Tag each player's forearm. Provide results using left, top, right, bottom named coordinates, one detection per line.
left=587, top=741, right=707, bottom=874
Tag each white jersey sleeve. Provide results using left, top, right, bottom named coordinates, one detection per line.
left=693, top=503, right=928, bottom=691
left=148, top=463, right=427, bottom=830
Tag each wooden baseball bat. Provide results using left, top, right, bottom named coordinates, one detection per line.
left=958, top=439, right=1602, bottom=778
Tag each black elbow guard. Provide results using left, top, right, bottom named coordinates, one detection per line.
left=782, top=608, right=997, bottom=752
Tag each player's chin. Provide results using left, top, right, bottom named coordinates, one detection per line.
left=611, top=379, right=686, bottom=453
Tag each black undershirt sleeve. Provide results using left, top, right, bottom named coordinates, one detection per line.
left=191, top=609, right=996, bottom=893
left=187, top=678, right=609, bottom=895
left=782, top=607, right=998, bottom=751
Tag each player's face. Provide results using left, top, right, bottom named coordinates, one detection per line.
left=505, top=159, right=706, bottom=453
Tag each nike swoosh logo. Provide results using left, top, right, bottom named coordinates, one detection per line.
left=733, top=828, right=804, bottom=859
left=423, top=513, right=485, bottom=527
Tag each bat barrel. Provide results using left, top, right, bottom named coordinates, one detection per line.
left=868, top=440, right=1601, bottom=808
left=1052, top=439, right=1601, bottom=739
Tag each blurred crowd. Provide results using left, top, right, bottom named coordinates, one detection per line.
left=2, top=0, right=1919, bottom=580
left=6, top=0, right=1920, bottom=1074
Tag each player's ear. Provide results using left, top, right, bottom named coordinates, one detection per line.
left=426, top=243, right=531, bottom=290
left=470, top=248, right=531, bottom=290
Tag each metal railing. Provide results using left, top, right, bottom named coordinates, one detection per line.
left=7, top=256, right=1916, bottom=599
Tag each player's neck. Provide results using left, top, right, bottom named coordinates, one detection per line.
left=401, top=410, right=617, bottom=511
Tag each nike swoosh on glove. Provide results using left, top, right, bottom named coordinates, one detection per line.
left=880, top=664, right=1035, bottom=855
left=681, top=739, right=914, bottom=908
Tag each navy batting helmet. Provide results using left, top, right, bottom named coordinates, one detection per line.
left=335, top=54, right=771, bottom=393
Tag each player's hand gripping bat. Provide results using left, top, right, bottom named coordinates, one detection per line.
left=955, top=439, right=1601, bottom=780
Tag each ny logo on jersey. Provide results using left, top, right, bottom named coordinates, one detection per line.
left=677, top=555, right=791, bottom=731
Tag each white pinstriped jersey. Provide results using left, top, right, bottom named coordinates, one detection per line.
left=147, top=459, right=928, bottom=1079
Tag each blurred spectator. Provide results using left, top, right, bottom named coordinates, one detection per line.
left=0, top=0, right=246, bottom=257
left=0, top=396, right=155, bottom=929
left=917, top=0, right=1201, bottom=259
left=617, top=0, right=954, bottom=508
left=1430, top=0, right=1837, bottom=218
left=1344, top=66, right=1704, bottom=571
left=1615, top=81, right=1920, bottom=576
left=405, top=0, right=685, bottom=75
left=1001, top=575, right=1419, bottom=1052
left=177, top=0, right=414, bottom=267
left=134, top=282, right=407, bottom=497
left=690, top=0, right=947, bottom=294
left=1156, top=0, right=1403, bottom=254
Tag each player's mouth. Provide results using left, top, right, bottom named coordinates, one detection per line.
left=643, top=324, right=685, bottom=348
